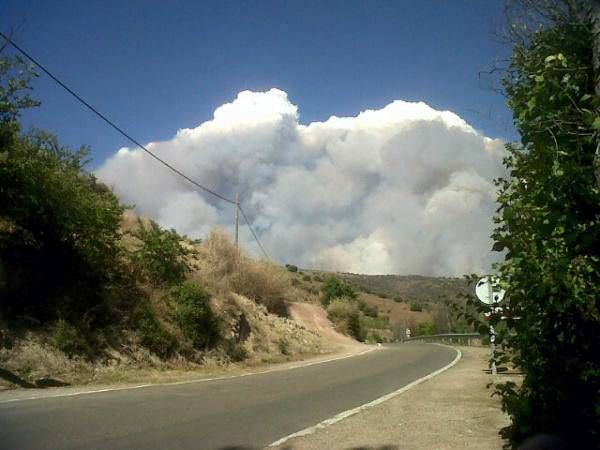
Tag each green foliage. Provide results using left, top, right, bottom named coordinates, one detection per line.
left=366, top=332, right=384, bottom=344
left=417, top=321, right=436, bottom=336
left=171, top=281, right=221, bottom=349
left=51, top=319, right=85, bottom=355
left=0, top=56, right=124, bottom=320
left=0, top=54, right=39, bottom=124
left=302, top=274, right=311, bottom=282
left=134, top=302, right=177, bottom=358
left=132, top=220, right=190, bottom=286
left=393, top=296, right=403, bottom=303
left=358, top=300, right=378, bottom=317
left=489, top=9, right=600, bottom=447
left=321, top=276, right=357, bottom=306
left=409, top=302, right=423, bottom=312
left=226, top=342, right=249, bottom=362
left=313, top=274, right=323, bottom=282
left=278, top=339, right=291, bottom=356
left=285, top=264, right=298, bottom=273
left=360, top=315, right=390, bottom=331
left=327, top=298, right=366, bottom=341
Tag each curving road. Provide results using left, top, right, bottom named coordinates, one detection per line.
left=0, top=343, right=456, bottom=450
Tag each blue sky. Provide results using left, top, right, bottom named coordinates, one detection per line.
left=2, top=0, right=514, bottom=168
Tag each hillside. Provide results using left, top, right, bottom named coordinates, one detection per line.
left=0, top=210, right=355, bottom=389
left=333, top=273, right=471, bottom=303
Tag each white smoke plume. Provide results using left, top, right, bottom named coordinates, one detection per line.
left=96, top=89, right=506, bottom=276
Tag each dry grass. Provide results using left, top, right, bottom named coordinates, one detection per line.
left=0, top=218, right=341, bottom=390
left=0, top=336, right=94, bottom=386
left=213, top=293, right=326, bottom=362
left=191, top=229, right=318, bottom=315
left=359, top=292, right=436, bottom=338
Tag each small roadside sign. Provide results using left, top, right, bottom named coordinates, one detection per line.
left=475, top=276, right=505, bottom=305
left=475, top=276, right=506, bottom=376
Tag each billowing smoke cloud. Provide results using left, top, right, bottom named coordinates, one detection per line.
left=96, top=89, right=506, bottom=276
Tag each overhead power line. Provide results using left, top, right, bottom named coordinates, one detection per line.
left=0, top=32, right=236, bottom=205
left=239, top=206, right=269, bottom=260
left=1, top=32, right=272, bottom=260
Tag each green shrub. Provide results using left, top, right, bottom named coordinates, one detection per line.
left=361, top=315, right=390, bottom=330
left=327, top=299, right=365, bottom=341
left=134, top=302, right=177, bottom=357
left=227, top=342, right=248, bottom=362
left=285, top=264, right=298, bottom=273
left=132, top=220, right=190, bottom=286
left=366, top=332, right=384, bottom=344
left=291, top=278, right=301, bottom=287
left=278, top=339, right=291, bottom=356
left=313, top=274, right=323, bottom=282
left=409, top=302, right=422, bottom=312
left=378, top=292, right=389, bottom=299
left=302, top=274, right=311, bottom=282
left=417, top=321, right=436, bottom=336
left=358, top=301, right=378, bottom=317
left=393, top=296, right=403, bottom=303
left=51, top=319, right=85, bottom=355
left=321, top=276, right=357, bottom=306
left=171, top=281, right=221, bottom=349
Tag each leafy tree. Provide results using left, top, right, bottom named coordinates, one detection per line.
left=0, top=54, right=124, bottom=320
left=0, top=52, right=39, bottom=123
left=321, top=276, right=357, bottom=306
left=490, top=3, right=600, bottom=446
left=131, top=220, right=190, bottom=286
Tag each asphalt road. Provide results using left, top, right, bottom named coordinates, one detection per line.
left=0, top=344, right=456, bottom=450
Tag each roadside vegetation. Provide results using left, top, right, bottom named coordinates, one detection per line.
left=0, top=54, right=326, bottom=387
left=462, top=2, right=600, bottom=447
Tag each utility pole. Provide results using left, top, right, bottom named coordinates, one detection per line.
left=234, top=193, right=240, bottom=249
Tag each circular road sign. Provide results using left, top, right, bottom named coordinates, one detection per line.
left=475, top=276, right=506, bottom=305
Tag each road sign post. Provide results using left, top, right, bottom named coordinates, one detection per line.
left=487, top=280, right=497, bottom=375
left=476, top=276, right=505, bottom=376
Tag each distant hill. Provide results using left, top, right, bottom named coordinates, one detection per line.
left=333, top=273, right=471, bottom=303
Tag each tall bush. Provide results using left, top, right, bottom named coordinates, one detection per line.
left=321, top=276, right=357, bottom=306
left=171, top=281, right=221, bottom=349
left=327, top=298, right=365, bottom=341
left=490, top=5, right=600, bottom=447
left=131, top=220, right=190, bottom=286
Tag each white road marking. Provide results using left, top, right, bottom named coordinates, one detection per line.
left=268, top=345, right=462, bottom=447
left=0, top=347, right=377, bottom=404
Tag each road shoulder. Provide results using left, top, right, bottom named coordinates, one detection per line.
left=271, top=346, right=511, bottom=450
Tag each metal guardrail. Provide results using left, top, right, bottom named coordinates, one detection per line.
left=402, top=333, right=482, bottom=346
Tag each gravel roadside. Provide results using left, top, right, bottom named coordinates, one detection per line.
left=272, top=345, right=512, bottom=450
